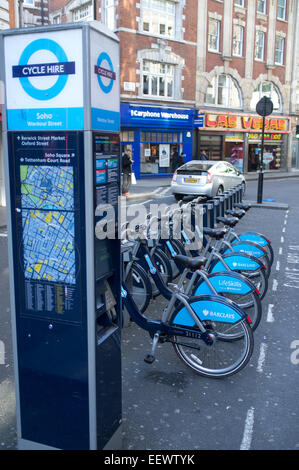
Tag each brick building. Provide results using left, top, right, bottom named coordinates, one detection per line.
left=14, top=0, right=298, bottom=179
left=195, top=0, right=298, bottom=174
left=112, top=0, right=198, bottom=178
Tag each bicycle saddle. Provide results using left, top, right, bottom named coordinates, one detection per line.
left=203, top=227, right=228, bottom=239
left=234, top=202, right=251, bottom=211
left=174, top=254, right=207, bottom=271
left=216, top=216, right=239, bottom=228
left=225, top=209, right=245, bottom=219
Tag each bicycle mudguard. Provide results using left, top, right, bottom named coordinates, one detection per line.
left=210, top=252, right=264, bottom=273
left=193, top=271, right=255, bottom=296
left=232, top=232, right=271, bottom=247
left=172, top=295, right=247, bottom=327
left=222, top=240, right=268, bottom=260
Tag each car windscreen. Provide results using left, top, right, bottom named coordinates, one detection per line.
left=176, top=162, right=214, bottom=175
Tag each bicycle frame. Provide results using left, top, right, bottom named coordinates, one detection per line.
left=121, top=282, right=211, bottom=342
left=121, top=280, right=248, bottom=346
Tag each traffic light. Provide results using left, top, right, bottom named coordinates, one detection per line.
left=296, top=125, right=299, bottom=138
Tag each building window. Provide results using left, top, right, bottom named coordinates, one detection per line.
left=250, top=81, right=282, bottom=112
left=232, top=25, right=244, bottom=57
left=205, top=74, right=242, bottom=108
left=73, top=4, right=92, bottom=22
left=103, top=0, right=116, bottom=30
left=275, top=36, right=284, bottom=65
left=234, top=0, right=244, bottom=6
left=142, top=61, right=174, bottom=98
left=24, top=0, right=35, bottom=5
left=208, top=18, right=220, bottom=52
left=52, top=15, right=61, bottom=24
left=141, top=0, right=175, bottom=39
left=257, top=0, right=266, bottom=14
left=140, top=131, right=182, bottom=175
left=255, top=30, right=265, bottom=61
left=277, top=0, right=286, bottom=20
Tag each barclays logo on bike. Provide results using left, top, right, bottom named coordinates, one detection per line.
left=202, top=309, right=236, bottom=321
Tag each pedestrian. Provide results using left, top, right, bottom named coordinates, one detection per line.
left=172, top=148, right=185, bottom=172
left=122, top=148, right=133, bottom=196
left=179, top=152, right=186, bottom=166
left=199, top=149, right=208, bottom=160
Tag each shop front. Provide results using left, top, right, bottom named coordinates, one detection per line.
left=194, top=110, right=291, bottom=173
left=120, top=103, right=194, bottom=179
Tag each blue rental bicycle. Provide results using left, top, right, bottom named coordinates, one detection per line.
left=121, top=236, right=254, bottom=379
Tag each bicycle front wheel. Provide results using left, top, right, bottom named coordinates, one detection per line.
left=239, top=266, right=268, bottom=299
left=170, top=319, right=254, bottom=378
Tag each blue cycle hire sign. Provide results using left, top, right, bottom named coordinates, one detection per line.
left=4, top=30, right=84, bottom=130
left=95, top=52, right=116, bottom=94
left=13, top=39, right=75, bottom=101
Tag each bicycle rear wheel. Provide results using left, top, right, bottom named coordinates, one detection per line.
left=232, top=232, right=274, bottom=266
left=169, top=297, right=254, bottom=378
left=171, top=320, right=253, bottom=378
left=194, top=275, right=262, bottom=337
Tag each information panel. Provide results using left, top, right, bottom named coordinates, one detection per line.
left=93, top=132, right=120, bottom=295
left=8, top=131, right=85, bottom=324
left=94, top=132, right=120, bottom=207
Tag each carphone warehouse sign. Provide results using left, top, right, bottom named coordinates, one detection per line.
left=4, top=29, right=84, bottom=130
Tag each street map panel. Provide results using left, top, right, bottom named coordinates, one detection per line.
left=20, top=165, right=76, bottom=285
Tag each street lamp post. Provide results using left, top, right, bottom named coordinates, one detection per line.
left=256, top=96, right=273, bottom=204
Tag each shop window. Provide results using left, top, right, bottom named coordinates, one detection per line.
left=199, top=135, right=223, bottom=161
left=250, top=81, right=282, bottom=112
left=120, top=130, right=134, bottom=142
left=248, top=143, right=283, bottom=171
left=140, top=132, right=182, bottom=175
left=205, top=74, right=242, bottom=109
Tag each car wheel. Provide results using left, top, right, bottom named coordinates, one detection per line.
left=174, top=194, right=184, bottom=201
left=216, top=185, right=224, bottom=196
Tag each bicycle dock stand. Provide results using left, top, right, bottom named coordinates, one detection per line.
left=223, top=191, right=232, bottom=211
left=213, top=195, right=225, bottom=218
left=144, top=331, right=160, bottom=364
left=203, top=201, right=215, bottom=229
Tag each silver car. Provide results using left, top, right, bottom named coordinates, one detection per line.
left=171, top=160, right=246, bottom=201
